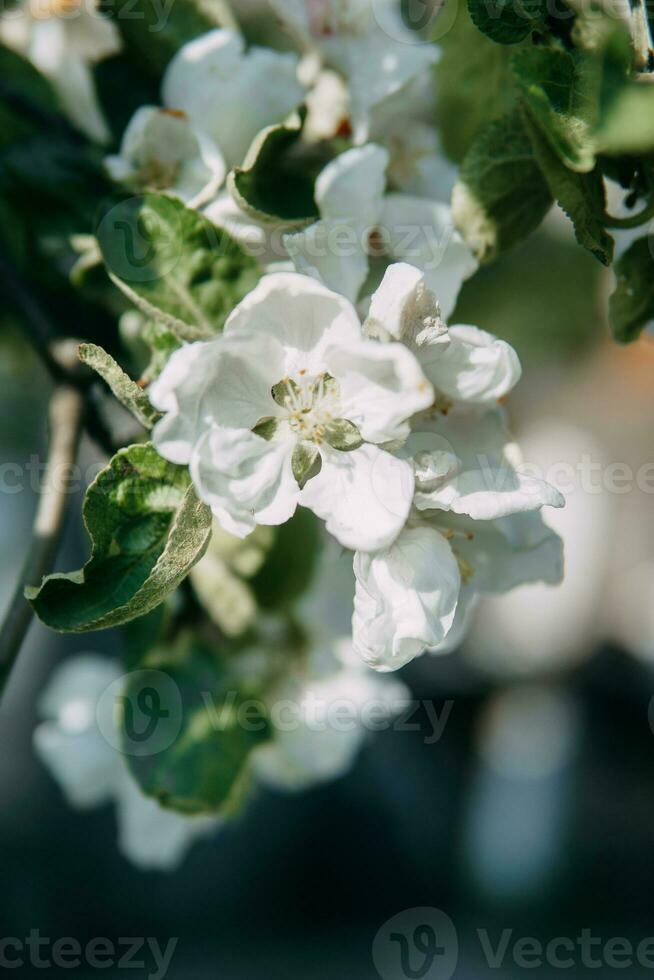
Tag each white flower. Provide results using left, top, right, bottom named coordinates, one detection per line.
left=284, top=144, right=477, bottom=314
left=365, top=262, right=521, bottom=406
left=34, top=656, right=219, bottom=870
left=150, top=271, right=434, bottom=552
left=353, top=511, right=563, bottom=670
left=252, top=638, right=410, bottom=789
left=269, top=0, right=438, bottom=139
left=105, top=106, right=225, bottom=206
left=0, top=0, right=120, bottom=142
left=162, top=28, right=305, bottom=169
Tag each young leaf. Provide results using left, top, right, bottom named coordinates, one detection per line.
left=27, top=444, right=212, bottom=632
left=523, top=110, right=614, bottom=265
left=123, top=642, right=270, bottom=815
left=512, top=48, right=598, bottom=173
left=97, top=192, right=259, bottom=340
left=227, top=115, right=319, bottom=224
left=609, top=236, right=654, bottom=342
left=453, top=109, right=552, bottom=262
left=468, top=0, right=546, bottom=45
left=78, top=342, right=160, bottom=428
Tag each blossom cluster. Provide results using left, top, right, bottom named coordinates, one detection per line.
left=5, top=0, right=568, bottom=868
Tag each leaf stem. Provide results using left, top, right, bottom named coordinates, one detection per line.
left=0, top=384, right=84, bottom=702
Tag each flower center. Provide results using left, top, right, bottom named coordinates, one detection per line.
left=135, top=158, right=180, bottom=191
left=307, top=0, right=370, bottom=37
left=32, top=0, right=82, bottom=18
left=273, top=373, right=341, bottom=443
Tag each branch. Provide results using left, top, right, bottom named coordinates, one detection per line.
left=0, top=384, right=84, bottom=701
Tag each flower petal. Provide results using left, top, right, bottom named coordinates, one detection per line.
left=324, top=338, right=434, bottom=443
left=224, top=271, right=362, bottom=376
left=315, top=144, right=388, bottom=225
left=352, top=525, right=461, bottom=671
left=300, top=443, right=414, bottom=551
left=150, top=337, right=283, bottom=463
left=380, top=194, right=478, bottom=320
left=191, top=427, right=299, bottom=537
left=428, top=324, right=521, bottom=404
left=162, top=29, right=305, bottom=167
left=409, top=409, right=565, bottom=520
left=284, top=218, right=369, bottom=304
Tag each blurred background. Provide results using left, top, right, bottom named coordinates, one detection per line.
left=3, top=207, right=654, bottom=977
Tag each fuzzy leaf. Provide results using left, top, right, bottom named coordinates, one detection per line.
left=453, top=109, right=552, bottom=262
left=512, top=47, right=598, bottom=173
left=123, top=642, right=270, bottom=815
left=78, top=342, right=160, bottom=428
left=27, top=444, right=212, bottom=632
left=609, top=236, right=654, bottom=342
left=468, top=0, right=546, bottom=44
left=523, top=110, right=613, bottom=265
left=97, top=192, right=259, bottom=340
left=227, top=115, right=318, bottom=224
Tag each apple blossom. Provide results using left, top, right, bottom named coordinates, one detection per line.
left=150, top=270, right=434, bottom=552
left=162, top=29, right=305, bottom=169
left=105, top=106, right=226, bottom=206
left=284, top=144, right=477, bottom=315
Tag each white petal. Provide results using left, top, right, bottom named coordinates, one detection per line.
left=324, top=338, right=433, bottom=442
left=224, top=271, right=362, bottom=376
left=352, top=525, right=461, bottom=670
left=365, top=261, right=442, bottom=343
left=428, top=324, right=522, bottom=404
left=150, top=337, right=283, bottom=464
left=450, top=512, right=564, bottom=594
left=191, top=427, right=299, bottom=537
left=34, top=655, right=124, bottom=809
left=115, top=771, right=219, bottom=871
left=300, top=443, right=414, bottom=551
left=284, top=218, right=369, bottom=304
left=410, top=410, right=565, bottom=519
left=252, top=638, right=410, bottom=790
left=162, top=29, right=305, bottom=167
left=315, top=144, right=388, bottom=225
left=380, top=194, right=478, bottom=320
left=323, top=31, right=438, bottom=139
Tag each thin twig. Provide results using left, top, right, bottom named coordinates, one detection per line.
left=0, top=385, right=84, bottom=700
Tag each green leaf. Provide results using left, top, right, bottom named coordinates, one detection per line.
left=434, top=2, right=519, bottom=162
left=322, top=419, right=363, bottom=451
left=27, top=444, right=212, bottom=632
left=101, top=0, right=237, bottom=76
left=609, top=236, right=654, bottom=342
left=468, top=0, right=546, bottom=44
left=78, top=342, right=161, bottom=428
left=512, top=48, right=598, bottom=173
left=97, top=192, right=259, bottom=339
left=123, top=641, right=270, bottom=815
left=139, top=321, right=182, bottom=382
left=291, top=441, right=320, bottom=486
left=523, top=110, right=614, bottom=265
left=597, top=82, right=654, bottom=155
left=250, top=508, right=322, bottom=611
left=227, top=115, right=319, bottom=224
left=453, top=109, right=552, bottom=262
